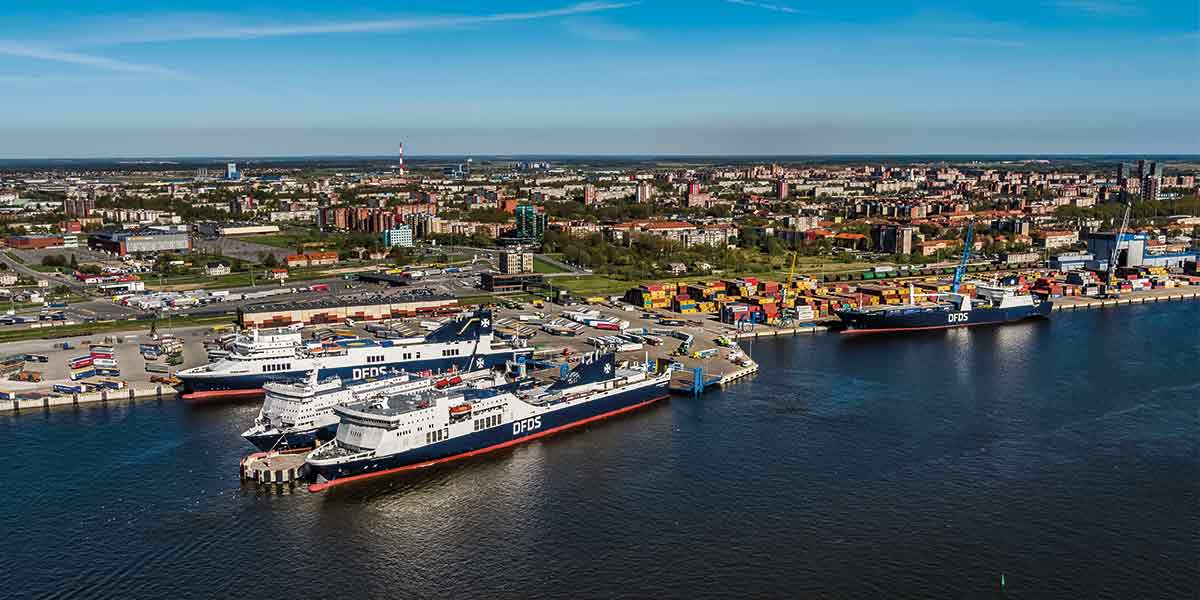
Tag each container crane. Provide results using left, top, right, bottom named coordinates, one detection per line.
left=1101, top=202, right=1132, bottom=299
left=951, top=220, right=976, bottom=294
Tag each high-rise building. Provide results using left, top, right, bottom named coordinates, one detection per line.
left=776, top=177, right=789, bottom=201
left=381, top=225, right=414, bottom=248
left=871, top=224, right=915, bottom=255
left=636, top=182, right=653, bottom=204
left=1140, top=160, right=1162, bottom=202
left=64, top=196, right=95, bottom=218
left=583, top=183, right=598, bottom=206
left=228, top=195, right=255, bottom=215
left=499, top=251, right=534, bottom=274
left=226, top=162, right=240, bottom=180
left=514, top=204, right=547, bottom=240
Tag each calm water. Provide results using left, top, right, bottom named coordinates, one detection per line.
left=4, top=303, right=1197, bottom=599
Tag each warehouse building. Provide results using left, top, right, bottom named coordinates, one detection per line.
left=4, top=234, right=62, bottom=249
left=238, top=291, right=458, bottom=327
left=88, top=228, right=192, bottom=256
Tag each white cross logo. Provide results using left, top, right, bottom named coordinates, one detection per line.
left=480, top=318, right=490, bottom=328
left=475, top=358, right=484, bottom=368
left=603, top=363, right=612, bottom=374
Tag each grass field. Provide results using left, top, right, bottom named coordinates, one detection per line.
left=243, top=234, right=310, bottom=249
left=532, top=256, right=570, bottom=274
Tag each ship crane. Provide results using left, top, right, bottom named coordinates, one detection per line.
left=951, top=220, right=975, bottom=294
left=943, top=220, right=977, bottom=311
left=1101, top=202, right=1132, bottom=299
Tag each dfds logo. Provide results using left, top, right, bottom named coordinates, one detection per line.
left=351, top=366, right=387, bottom=380
left=513, top=416, right=542, bottom=435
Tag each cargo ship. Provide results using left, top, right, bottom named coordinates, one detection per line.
left=177, top=310, right=531, bottom=400
left=836, top=221, right=1051, bottom=334
left=305, top=352, right=671, bottom=491
left=835, top=282, right=1052, bottom=334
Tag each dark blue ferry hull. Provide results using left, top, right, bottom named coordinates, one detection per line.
left=308, top=380, right=670, bottom=488
left=836, top=301, right=1052, bottom=334
left=243, top=423, right=339, bottom=452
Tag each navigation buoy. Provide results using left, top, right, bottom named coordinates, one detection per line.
left=1001, top=573, right=1006, bottom=589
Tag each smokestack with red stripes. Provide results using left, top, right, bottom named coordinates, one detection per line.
left=398, top=142, right=405, bottom=175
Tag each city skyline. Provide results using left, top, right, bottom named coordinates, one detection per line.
left=1, top=0, right=1197, bottom=157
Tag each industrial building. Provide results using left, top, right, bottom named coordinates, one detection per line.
left=193, top=222, right=281, bottom=237
left=220, top=223, right=280, bottom=236
left=238, top=292, right=458, bottom=327
left=481, top=272, right=543, bottom=292
left=5, top=234, right=62, bottom=250
left=1086, top=232, right=1198, bottom=269
left=87, top=228, right=191, bottom=256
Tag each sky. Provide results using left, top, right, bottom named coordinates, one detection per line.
left=0, top=0, right=1196, bottom=157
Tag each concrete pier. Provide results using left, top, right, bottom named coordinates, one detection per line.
left=1051, top=288, right=1200, bottom=311
left=732, top=325, right=829, bottom=340
left=5, top=384, right=178, bottom=413
left=240, top=450, right=309, bottom=485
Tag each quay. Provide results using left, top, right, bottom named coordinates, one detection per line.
left=4, top=285, right=1196, bottom=414
left=1052, top=288, right=1200, bottom=310
left=5, top=384, right=179, bottom=413
left=668, top=357, right=760, bottom=395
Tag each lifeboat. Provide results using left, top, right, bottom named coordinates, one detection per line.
left=449, top=403, right=472, bottom=416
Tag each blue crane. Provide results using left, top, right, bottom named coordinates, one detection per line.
left=951, top=221, right=975, bottom=294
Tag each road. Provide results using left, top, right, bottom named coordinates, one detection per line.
left=534, top=253, right=587, bottom=274
left=0, top=253, right=89, bottom=294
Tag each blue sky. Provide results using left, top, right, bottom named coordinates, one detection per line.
left=0, top=1, right=1196, bottom=157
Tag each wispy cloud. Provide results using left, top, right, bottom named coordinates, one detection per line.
left=1051, top=0, right=1145, bottom=17
left=80, top=2, right=635, bottom=45
left=0, top=43, right=188, bottom=79
left=723, top=0, right=807, bottom=14
left=563, top=17, right=640, bottom=42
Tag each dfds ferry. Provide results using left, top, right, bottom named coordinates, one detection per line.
left=178, top=310, right=530, bottom=398
left=241, top=368, right=492, bottom=451
left=305, top=352, right=671, bottom=491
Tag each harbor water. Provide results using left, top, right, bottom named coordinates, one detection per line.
left=3, top=302, right=1197, bottom=599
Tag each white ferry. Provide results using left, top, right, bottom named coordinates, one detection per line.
left=306, top=352, right=671, bottom=491
left=177, top=310, right=530, bottom=399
